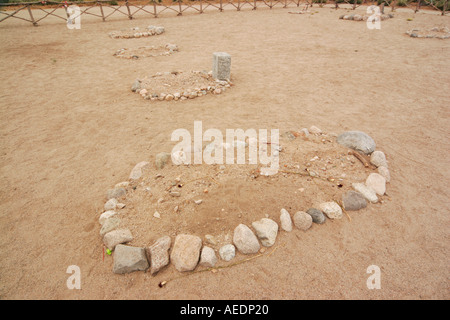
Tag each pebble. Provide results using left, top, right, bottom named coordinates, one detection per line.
left=129, top=161, right=149, bottom=180
left=146, top=236, right=171, bottom=275
left=170, top=191, right=181, bottom=197
left=342, top=191, right=367, bottom=211
left=370, top=150, right=388, bottom=168
left=251, top=218, right=278, bottom=247
left=336, top=131, right=376, bottom=155
left=103, top=229, right=133, bottom=250
left=365, top=173, right=386, bottom=196
left=306, top=208, right=326, bottom=224
left=155, top=152, right=171, bottom=170
left=352, top=182, right=378, bottom=203
left=300, top=128, right=309, bottom=136
left=233, top=224, right=260, bottom=254
left=194, top=199, right=203, bottom=205
left=153, top=211, right=161, bottom=219
left=200, top=246, right=217, bottom=267
left=280, top=208, right=293, bottom=232
left=309, top=125, right=322, bottom=135
left=131, top=79, right=141, bottom=92
left=293, top=211, right=313, bottom=231
left=219, top=244, right=236, bottom=261
left=115, top=181, right=129, bottom=189
left=113, top=244, right=149, bottom=274
left=377, top=166, right=390, bottom=182
left=319, top=202, right=343, bottom=219
left=107, top=187, right=126, bottom=200
left=170, top=234, right=202, bottom=272
left=104, top=198, right=118, bottom=211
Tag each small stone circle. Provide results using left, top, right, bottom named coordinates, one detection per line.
left=109, top=25, right=165, bottom=39
left=406, top=26, right=450, bottom=39
left=97, top=128, right=392, bottom=276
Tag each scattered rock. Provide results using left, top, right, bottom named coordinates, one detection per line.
left=146, top=236, right=171, bottom=275
left=377, top=166, right=391, bottom=183
left=100, top=217, right=120, bottom=236
left=336, top=131, right=376, bottom=155
left=200, top=246, right=217, bottom=267
left=205, top=234, right=217, bottom=246
left=104, top=198, right=118, bottom=211
left=370, top=150, right=388, bottom=168
left=129, top=161, right=149, bottom=180
left=280, top=208, right=293, bottom=232
left=233, top=224, right=260, bottom=254
left=251, top=218, right=278, bottom=247
left=293, top=211, right=313, bottom=231
left=99, top=210, right=117, bottom=225
left=319, top=202, right=343, bottom=219
left=365, top=173, right=386, bottom=196
left=194, top=199, right=203, bottom=205
left=342, top=191, right=367, bottom=211
left=107, top=187, right=126, bottom=200
left=170, top=191, right=181, bottom=197
left=219, top=244, right=236, bottom=261
left=155, top=152, right=171, bottom=170
left=170, top=234, right=202, bottom=272
left=117, top=203, right=126, bottom=209
left=103, top=229, right=133, bottom=250
left=352, top=182, right=378, bottom=203
left=131, top=79, right=141, bottom=92
left=309, top=125, right=322, bottom=135
left=113, top=244, right=149, bottom=274
left=153, top=211, right=161, bottom=219
left=115, top=181, right=129, bottom=189
left=306, top=208, right=326, bottom=224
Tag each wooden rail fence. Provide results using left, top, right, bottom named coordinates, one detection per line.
left=0, top=0, right=448, bottom=26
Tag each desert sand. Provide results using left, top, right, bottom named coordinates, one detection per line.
left=0, top=4, right=449, bottom=300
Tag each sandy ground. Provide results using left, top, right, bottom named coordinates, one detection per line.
left=0, top=4, right=449, bottom=300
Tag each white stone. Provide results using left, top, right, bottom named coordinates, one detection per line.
left=366, top=173, right=386, bottom=196
left=233, top=224, right=260, bottom=254
left=219, top=244, right=235, bottom=261
left=280, top=208, right=293, bottom=232
left=309, top=125, right=322, bottom=135
left=352, top=182, right=378, bottom=203
left=170, top=234, right=202, bottom=272
left=200, top=246, right=217, bottom=267
left=99, top=210, right=117, bottom=225
left=104, top=198, right=118, bottom=211
left=251, top=218, right=279, bottom=247
left=370, top=150, right=388, bottom=168
left=103, top=229, right=133, bottom=250
left=319, top=202, right=343, bottom=219
left=377, top=166, right=391, bottom=183
left=129, top=161, right=149, bottom=180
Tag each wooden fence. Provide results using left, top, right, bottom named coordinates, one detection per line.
left=0, top=0, right=448, bottom=26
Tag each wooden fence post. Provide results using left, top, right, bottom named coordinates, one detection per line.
left=125, top=0, right=133, bottom=19
left=442, top=0, right=448, bottom=15
left=98, top=2, right=106, bottom=21
left=415, top=0, right=421, bottom=12
left=26, top=4, right=37, bottom=26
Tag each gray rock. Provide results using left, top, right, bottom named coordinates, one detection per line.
left=342, top=191, right=367, bottom=211
left=370, top=150, right=388, bottom=168
left=251, top=218, right=278, bottom=247
left=146, top=236, right=171, bottom=275
left=319, top=202, right=343, bottom=219
left=280, top=208, right=293, bottom=232
left=155, top=26, right=165, bottom=35
left=212, top=52, right=231, bottom=81
left=377, top=166, right=391, bottom=183
left=131, top=79, right=141, bottom=92
left=306, top=208, right=326, bottom=224
left=113, top=244, right=149, bottom=274
left=366, top=173, right=386, bottom=196
left=293, top=211, right=313, bottom=231
left=336, top=131, right=376, bottom=155
left=170, top=234, right=202, bottom=272
left=352, top=182, right=378, bottom=203
left=219, top=244, right=235, bottom=261
left=155, top=152, right=171, bottom=170
left=129, top=161, right=149, bottom=180
left=104, top=198, right=118, bottom=211
left=103, top=229, right=133, bottom=250
left=200, top=246, right=217, bottom=267
left=100, top=217, right=120, bottom=236
left=107, top=187, right=126, bottom=200
left=233, top=224, right=260, bottom=254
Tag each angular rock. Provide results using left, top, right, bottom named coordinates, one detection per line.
left=336, top=131, right=376, bottom=155
left=251, top=218, right=278, bottom=247
left=309, top=125, right=322, bottom=135
left=212, top=52, right=231, bottom=81
left=293, top=211, right=313, bottom=231
left=100, top=217, right=120, bottom=236
left=280, top=208, right=293, bottom=232
left=103, top=229, right=133, bottom=250
left=352, top=182, right=378, bottom=203
left=113, top=244, right=149, bottom=274
left=129, top=161, right=149, bottom=180
left=170, top=234, right=202, bottom=272
left=146, top=236, right=171, bottom=275
left=370, top=150, right=388, bottom=168
left=319, top=202, right=343, bottom=219
left=107, top=187, right=126, bottom=200
left=131, top=79, right=141, bottom=92
left=155, top=152, right=171, bottom=169
left=377, top=166, right=391, bottom=183
left=219, top=244, right=235, bottom=262
left=104, top=198, right=118, bottom=211
left=342, top=191, right=367, bottom=211
left=306, top=208, right=326, bottom=224
left=366, top=173, right=386, bottom=196
left=233, top=224, right=260, bottom=254
left=99, top=210, right=117, bottom=225
left=200, top=246, right=217, bottom=267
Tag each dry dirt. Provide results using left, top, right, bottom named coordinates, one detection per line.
left=0, top=4, right=449, bottom=300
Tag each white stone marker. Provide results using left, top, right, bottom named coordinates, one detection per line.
left=212, top=52, right=231, bottom=81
